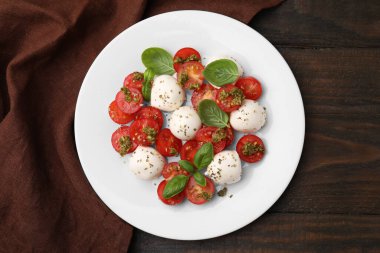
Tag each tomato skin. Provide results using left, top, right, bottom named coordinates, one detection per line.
left=108, top=100, right=135, bottom=124
left=216, top=84, right=245, bottom=112
left=130, top=118, right=160, bottom=146
left=173, top=47, right=201, bottom=72
left=195, top=127, right=227, bottom=154
left=177, top=62, right=205, bottom=90
left=156, top=128, right=183, bottom=157
left=180, top=140, right=203, bottom=164
left=236, top=135, right=265, bottom=163
left=111, top=126, right=137, bottom=156
left=225, top=127, right=235, bottom=147
left=115, top=87, right=143, bottom=114
left=157, top=180, right=186, bottom=205
left=162, top=162, right=190, bottom=180
left=191, top=84, right=217, bottom=110
left=235, top=77, right=262, bottom=100
left=123, top=72, right=144, bottom=92
left=185, top=176, right=215, bottom=205
left=135, top=106, right=164, bottom=129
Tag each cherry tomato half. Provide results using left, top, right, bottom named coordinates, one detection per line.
left=162, top=162, right=190, bottom=180
left=177, top=62, right=204, bottom=90
left=156, top=128, right=182, bottom=157
left=157, top=180, right=186, bottom=205
left=173, top=47, right=201, bottom=72
left=195, top=127, right=227, bottom=154
left=180, top=140, right=203, bottom=164
left=235, top=77, right=262, bottom=100
left=123, top=72, right=144, bottom=92
left=225, top=127, right=235, bottom=147
left=135, top=106, right=164, bottom=129
left=191, top=84, right=217, bottom=110
left=108, top=100, right=135, bottom=125
left=130, top=118, right=160, bottom=146
left=111, top=126, right=137, bottom=156
left=115, top=87, right=142, bottom=114
left=236, top=135, right=265, bottom=163
left=185, top=176, right=215, bottom=205
left=216, top=84, right=245, bottom=112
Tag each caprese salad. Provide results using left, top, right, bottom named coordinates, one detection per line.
left=108, top=47, right=267, bottom=205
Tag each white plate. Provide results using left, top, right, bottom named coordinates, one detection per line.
left=74, top=10, right=305, bottom=240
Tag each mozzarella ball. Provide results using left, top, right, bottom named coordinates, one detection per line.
left=169, top=106, right=201, bottom=140
left=129, top=146, right=165, bottom=180
left=206, top=56, right=244, bottom=88
left=151, top=75, right=185, bottom=111
left=230, top=99, right=267, bottom=133
left=206, top=151, right=242, bottom=185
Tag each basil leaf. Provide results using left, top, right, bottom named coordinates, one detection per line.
left=198, top=99, right=229, bottom=128
left=178, top=160, right=194, bottom=174
left=194, top=142, right=214, bottom=169
left=163, top=175, right=189, bottom=199
left=142, top=68, right=155, bottom=101
left=193, top=172, right=206, bottom=187
left=203, top=59, right=239, bottom=87
left=141, top=47, right=175, bottom=75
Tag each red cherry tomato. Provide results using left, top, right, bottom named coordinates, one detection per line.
left=195, top=127, right=227, bottom=154
left=235, top=77, right=262, bottom=100
left=115, top=87, right=142, bottom=114
left=191, top=84, right=217, bottom=110
left=157, top=180, right=186, bottom=205
left=236, top=135, right=265, bottom=163
left=156, top=128, right=183, bottom=157
left=173, top=47, right=201, bottom=72
left=180, top=140, right=203, bottom=164
left=135, top=106, right=164, bottom=129
left=185, top=176, right=215, bottom=205
left=177, top=62, right=204, bottom=90
left=225, top=127, right=235, bottom=147
left=130, top=118, right=160, bottom=146
left=111, top=126, right=137, bottom=156
left=108, top=100, right=135, bottom=124
left=123, top=72, right=144, bottom=92
left=162, top=162, right=190, bottom=180
left=216, top=84, right=245, bottom=112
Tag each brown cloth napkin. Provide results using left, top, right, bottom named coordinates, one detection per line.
left=0, top=0, right=282, bottom=251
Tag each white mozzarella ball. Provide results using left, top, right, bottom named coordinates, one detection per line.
left=128, top=146, right=165, bottom=180
left=205, top=151, right=242, bottom=185
left=169, top=106, right=201, bottom=140
left=151, top=75, right=185, bottom=111
left=230, top=99, right=267, bottom=133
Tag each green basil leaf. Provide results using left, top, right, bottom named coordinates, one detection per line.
left=194, top=142, right=214, bottom=169
left=198, top=99, right=229, bottom=128
left=163, top=175, right=189, bottom=199
left=203, top=59, right=239, bottom=87
left=178, top=160, right=194, bottom=174
left=193, top=172, right=206, bottom=187
left=142, top=68, right=155, bottom=101
left=141, top=47, right=175, bottom=75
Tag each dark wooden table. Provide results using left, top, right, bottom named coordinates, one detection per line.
left=129, top=1, right=380, bottom=252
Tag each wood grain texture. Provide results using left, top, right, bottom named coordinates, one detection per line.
left=250, top=0, right=380, bottom=47
left=270, top=48, right=380, bottom=214
left=129, top=213, right=380, bottom=253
